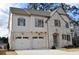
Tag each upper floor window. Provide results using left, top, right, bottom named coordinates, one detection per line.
left=54, top=20, right=61, bottom=27
left=35, top=19, right=44, bottom=27
left=67, top=35, right=70, bottom=41
left=65, top=23, right=69, bottom=28
left=18, top=18, right=25, bottom=26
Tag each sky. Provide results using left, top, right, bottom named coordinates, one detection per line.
left=0, top=3, right=78, bottom=37
left=0, top=3, right=28, bottom=37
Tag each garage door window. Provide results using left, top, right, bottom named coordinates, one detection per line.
left=16, top=37, right=21, bottom=39
left=39, top=37, right=44, bottom=39
left=23, top=37, right=29, bottom=39
left=33, top=37, right=38, bottom=39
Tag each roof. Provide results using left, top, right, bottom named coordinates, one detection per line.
left=10, top=7, right=30, bottom=16
left=10, top=7, right=51, bottom=17
left=10, top=7, right=71, bottom=17
left=9, top=7, right=71, bottom=28
left=10, top=7, right=71, bottom=18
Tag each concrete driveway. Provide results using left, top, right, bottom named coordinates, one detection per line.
left=15, top=49, right=79, bottom=55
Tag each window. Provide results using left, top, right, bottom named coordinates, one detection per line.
left=16, top=37, right=21, bottom=39
left=67, top=35, right=70, bottom=41
left=39, top=37, right=44, bottom=39
left=65, top=35, right=67, bottom=40
left=59, top=20, right=61, bottom=26
left=18, top=18, right=25, bottom=26
left=71, top=29, right=74, bottom=32
left=35, top=19, right=44, bottom=27
left=32, top=37, right=38, bottom=39
left=23, top=37, right=29, bottom=39
left=65, top=23, right=69, bottom=28
left=54, top=20, right=61, bottom=27
left=62, top=34, right=70, bottom=41
left=62, top=34, right=64, bottom=39
left=62, top=34, right=66, bottom=40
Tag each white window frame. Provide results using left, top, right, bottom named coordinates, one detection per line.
left=18, top=17, right=25, bottom=26
left=35, top=19, right=44, bottom=27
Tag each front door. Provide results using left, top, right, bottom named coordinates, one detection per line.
left=53, top=33, right=59, bottom=48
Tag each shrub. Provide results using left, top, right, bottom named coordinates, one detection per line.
left=51, top=46, right=56, bottom=49
left=63, top=45, right=74, bottom=48
left=7, top=43, right=10, bottom=50
left=63, top=46, right=68, bottom=48
left=67, top=45, right=74, bottom=48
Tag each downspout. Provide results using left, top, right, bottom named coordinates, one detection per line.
left=45, top=17, right=50, bottom=48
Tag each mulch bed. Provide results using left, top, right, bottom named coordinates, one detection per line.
left=0, top=49, right=7, bottom=55
left=60, top=48, right=79, bottom=52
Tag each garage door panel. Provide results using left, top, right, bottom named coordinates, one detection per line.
left=32, top=37, right=48, bottom=49
left=39, top=39, right=45, bottom=48
left=14, top=39, right=31, bottom=50
left=14, top=36, right=48, bottom=50
left=22, top=39, right=31, bottom=49
left=38, top=39, right=48, bottom=48
left=32, top=39, right=39, bottom=49
left=14, top=39, right=23, bottom=50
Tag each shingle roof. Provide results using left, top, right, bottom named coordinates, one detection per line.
left=10, top=7, right=30, bottom=16
left=10, top=7, right=51, bottom=17
left=8, top=7, right=71, bottom=29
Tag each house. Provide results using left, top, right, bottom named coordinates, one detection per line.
left=74, top=21, right=79, bottom=37
left=71, top=21, right=79, bottom=47
left=8, top=7, right=72, bottom=50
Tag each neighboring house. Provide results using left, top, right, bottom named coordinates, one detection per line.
left=70, top=23, right=75, bottom=38
left=72, top=22, right=79, bottom=47
left=8, top=7, right=72, bottom=50
left=74, top=25, right=79, bottom=37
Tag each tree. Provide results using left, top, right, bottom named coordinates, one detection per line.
left=27, top=3, right=79, bottom=22
left=0, top=37, right=8, bottom=43
left=2, top=37, right=8, bottom=43
left=27, top=3, right=60, bottom=11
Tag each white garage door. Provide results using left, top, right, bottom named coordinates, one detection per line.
left=32, top=37, right=48, bottom=49
left=14, top=37, right=31, bottom=50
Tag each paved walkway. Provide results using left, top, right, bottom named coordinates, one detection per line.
left=15, top=49, right=79, bottom=55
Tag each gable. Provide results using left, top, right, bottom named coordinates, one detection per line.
left=56, top=11, right=70, bottom=23
left=57, top=7, right=66, bottom=14
left=51, top=11, right=62, bottom=20
left=57, top=7, right=72, bottom=22
left=50, top=7, right=70, bottom=23
left=56, top=7, right=70, bottom=23
left=49, top=10, right=70, bottom=28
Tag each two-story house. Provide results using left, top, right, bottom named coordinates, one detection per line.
left=8, top=7, right=72, bottom=50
